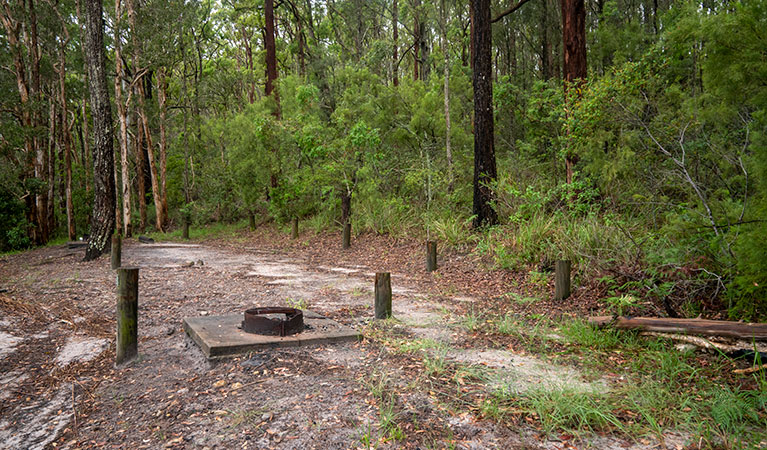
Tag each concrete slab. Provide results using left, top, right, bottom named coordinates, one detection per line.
left=183, top=309, right=360, bottom=358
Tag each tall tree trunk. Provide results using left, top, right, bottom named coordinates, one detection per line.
left=510, top=27, right=517, bottom=79
left=64, top=112, right=75, bottom=241
left=1, top=1, right=39, bottom=243
left=296, top=18, right=306, bottom=78
left=137, top=105, right=164, bottom=232
left=341, top=189, right=351, bottom=225
left=264, top=0, right=281, bottom=196
left=541, top=0, right=552, bottom=80
left=81, top=99, right=92, bottom=201
left=419, top=16, right=429, bottom=80
left=469, top=3, right=474, bottom=71
left=157, top=67, right=169, bottom=230
left=413, top=0, right=420, bottom=81
left=561, top=0, right=587, bottom=86
left=392, top=0, right=399, bottom=86
left=240, top=26, right=256, bottom=103
left=83, top=0, right=116, bottom=260
left=51, top=2, right=76, bottom=240
left=76, top=0, right=93, bottom=225
left=441, top=0, right=453, bottom=192
left=561, top=0, right=587, bottom=184
left=46, top=91, right=56, bottom=237
left=134, top=109, right=147, bottom=232
left=180, top=25, right=192, bottom=205
left=29, top=0, right=48, bottom=244
left=264, top=0, right=280, bottom=117
left=114, top=0, right=131, bottom=236
left=127, top=0, right=165, bottom=232
left=114, top=121, right=122, bottom=235
left=471, top=0, right=497, bottom=228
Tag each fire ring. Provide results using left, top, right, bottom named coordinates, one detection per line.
left=241, top=307, right=304, bottom=337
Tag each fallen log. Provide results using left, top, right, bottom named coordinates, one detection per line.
left=639, top=331, right=767, bottom=356
left=588, top=316, right=767, bottom=341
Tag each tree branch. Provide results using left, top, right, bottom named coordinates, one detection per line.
left=492, top=0, right=537, bottom=23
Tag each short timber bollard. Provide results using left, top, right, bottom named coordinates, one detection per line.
left=375, top=272, right=392, bottom=319
left=291, top=217, right=299, bottom=239
left=182, top=216, right=190, bottom=240
left=342, top=223, right=351, bottom=249
left=554, top=260, right=571, bottom=301
left=111, top=234, right=122, bottom=270
left=426, top=241, right=437, bottom=272
left=116, top=267, right=139, bottom=366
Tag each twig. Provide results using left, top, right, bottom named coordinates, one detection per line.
left=640, top=331, right=739, bottom=353
left=72, top=382, right=78, bottom=437
left=640, top=331, right=767, bottom=354
left=733, top=364, right=767, bottom=375
left=239, top=377, right=273, bottom=389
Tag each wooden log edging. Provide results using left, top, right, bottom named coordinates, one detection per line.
left=589, top=316, right=767, bottom=341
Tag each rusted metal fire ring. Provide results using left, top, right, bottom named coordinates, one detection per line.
left=241, top=307, right=304, bottom=337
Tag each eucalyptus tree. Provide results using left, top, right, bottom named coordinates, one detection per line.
left=83, top=0, right=115, bottom=260
left=471, top=0, right=497, bottom=228
left=561, top=0, right=586, bottom=183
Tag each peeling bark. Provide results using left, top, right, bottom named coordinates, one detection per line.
left=114, top=0, right=131, bottom=237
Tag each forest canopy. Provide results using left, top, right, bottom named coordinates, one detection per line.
left=1, top=0, right=765, bottom=319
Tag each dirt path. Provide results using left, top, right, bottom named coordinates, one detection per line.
left=0, top=234, right=671, bottom=449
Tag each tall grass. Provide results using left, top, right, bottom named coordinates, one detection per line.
left=474, top=211, right=637, bottom=275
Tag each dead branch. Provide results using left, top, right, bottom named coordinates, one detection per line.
left=639, top=331, right=767, bottom=354
left=589, top=315, right=767, bottom=341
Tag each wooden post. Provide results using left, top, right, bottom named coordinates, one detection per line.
left=111, top=234, right=121, bottom=270
left=249, top=213, right=256, bottom=230
left=375, top=272, right=392, bottom=319
left=554, top=260, right=571, bottom=301
left=116, top=267, right=139, bottom=366
left=182, top=215, right=190, bottom=240
left=426, top=240, right=437, bottom=272
left=342, top=222, right=351, bottom=249
left=291, top=217, right=299, bottom=239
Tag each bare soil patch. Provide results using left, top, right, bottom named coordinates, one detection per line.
left=0, top=226, right=684, bottom=449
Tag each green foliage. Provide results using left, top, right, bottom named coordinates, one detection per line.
left=2, top=0, right=763, bottom=322
left=602, top=294, right=639, bottom=316
left=0, top=190, right=30, bottom=252
left=521, top=388, right=624, bottom=434
left=703, top=0, right=767, bottom=319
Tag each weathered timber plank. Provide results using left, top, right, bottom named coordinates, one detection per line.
left=589, top=316, right=767, bottom=341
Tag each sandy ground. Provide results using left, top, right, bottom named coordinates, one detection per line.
left=0, top=235, right=683, bottom=449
